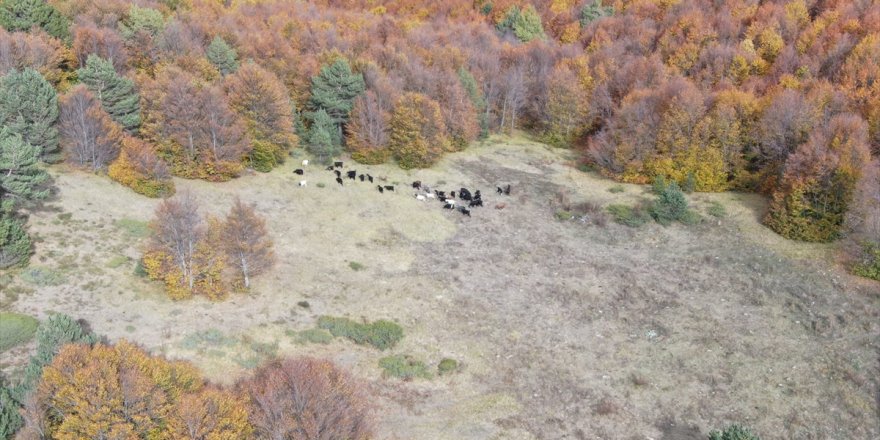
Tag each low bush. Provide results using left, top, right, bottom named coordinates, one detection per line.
left=707, top=201, right=727, bottom=218
left=852, top=242, right=880, bottom=281
left=378, top=355, right=432, bottom=380
left=317, top=316, right=404, bottom=350
left=349, top=261, right=365, bottom=271
left=437, top=358, right=458, bottom=375
left=608, top=185, right=625, bottom=193
left=607, top=203, right=650, bottom=227
left=19, top=267, right=66, bottom=286
left=0, top=312, right=39, bottom=352
left=709, top=425, right=761, bottom=440
left=114, top=218, right=150, bottom=238
left=296, top=328, right=333, bottom=344
left=555, top=210, right=573, bottom=221
left=650, top=181, right=690, bottom=225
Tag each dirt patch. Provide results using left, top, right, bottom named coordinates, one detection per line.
left=1, top=135, right=878, bottom=439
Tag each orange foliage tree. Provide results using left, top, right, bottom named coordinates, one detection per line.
left=58, top=85, right=124, bottom=171
left=221, top=198, right=275, bottom=289
left=388, top=92, right=450, bottom=169
left=108, top=136, right=175, bottom=198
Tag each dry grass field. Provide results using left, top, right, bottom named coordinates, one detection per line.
left=1, top=136, right=878, bottom=439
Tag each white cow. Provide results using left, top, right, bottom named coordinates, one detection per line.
left=299, top=180, right=307, bottom=187
left=301, top=159, right=309, bottom=167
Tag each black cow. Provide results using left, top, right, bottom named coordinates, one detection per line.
left=336, top=177, right=343, bottom=186
left=326, top=165, right=334, bottom=171
left=384, top=185, right=395, bottom=191
left=334, top=169, right=341, bottom=178
left=436, top=190, right=445, bottom=198
left=377, top=185, right=384, bottom=193
left=367, top=174, right=374, bottom=183
left=412, top=181, right=421, bottom=189
left=474, top=190, right=481, bottom=199
left=469, top=199, right=483, bottom=208
left=460, top=188, right=472, bottom=201
left=504, top=184, right=511, bottom=195
left=347, top=170, right=357, bottom=180
left=450, top=191, right=456, bottom=199
left=458, top=206, right=471, bottom=217
left=359, top=174, right=365, bottom=182
left=294, top=169, right=304, bottom=175
left=334, top=161, right=343, bottom=168
left=497, top=186, right=503, bottom=194
left=443, top=203, right=455, bottom=209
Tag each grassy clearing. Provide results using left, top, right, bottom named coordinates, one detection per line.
left=0, top=312, right=39, bottom=352
left=114, top=218, right=150, bottom=238
left=19, top=267, right=67, bottom=286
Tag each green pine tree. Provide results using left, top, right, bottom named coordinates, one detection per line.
left=206, top=36, right=239, bottom=76
left=458, top=67, right=488, bottom=139
left=709, top=425, right=761, bottom=440
left=0, top=68, right=59, bottom=162
left=118, top=4, right=164, bottom=40
left=0, top=128, right=48, bottom=214
left=580, top=0, right=614, bottom=27
left=0, top=212, right=30, bottom=269
left=308, top=59, right=365, bottom=143
left=0, top=0, right=70, bottom=41
left=307, top=109, right=340, bottom=163
left=77, top=54, right=141, bottom=131
left=497, top=4, right=545, bottom=42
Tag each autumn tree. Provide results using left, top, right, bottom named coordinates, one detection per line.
left=108, top=136, right=174, bottom=198
left=0, top=27, right=69, bottom=86
left=308, top=58, right=365, bottom=144
left=76, top=54, right=141, bottom=131
left=388, top=93, right=450, bottom=169
left=225, top=62, right=296, bottom=172
left=0, top=68, right=59, bottom=162
left=347, top=91, right=390, bottom=164
left=21, top=340, right=251, bottom=440
left=58, top=85, right=124, bottom=171
left=765, top=114, right=872, bottom=242
left=71, top=22, right=128, bottom=71
left=543, top=63, right=590, bottom=148
left=206, top=35, right=239, bottom=76
left=221, top=198, right=274, bottom=289
left=237, top=357, right=373, bottom=440
left=0, top=0, right=69, bottom=41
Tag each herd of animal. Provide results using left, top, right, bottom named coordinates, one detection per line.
left=292, top=159, right=512, bottom=218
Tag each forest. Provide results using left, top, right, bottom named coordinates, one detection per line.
left=0, top=0, right=878, bottom=439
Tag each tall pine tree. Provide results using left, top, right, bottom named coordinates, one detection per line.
left=308, top=59, right=364, bottom=144
left=0, top=68, right=59, bottom=162
left=206, top=36, right=239, bottom=76
left=0, top=128, right=48, bottom=268
left=0, top=0, right=69, bottom=41
left=77, top=54, right=141, bottom=132
left=307, top=109, right=340, bottom=163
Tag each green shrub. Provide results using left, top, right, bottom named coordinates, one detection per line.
left=179, top=329, right=236, bottom=350
left=608, top=185, right=625, bottom=193
left=21, top=314, right=96, bottom=393
left=0, top=385, right=23, bottom=439
left=650, top=181, right=690, bottom=225
left=707, top=201, right=727, bottom=218
left=378, top=355, right=432, bottom=380
left=0, top=214, right=31, bottom=269
left=349, top=261, right=365, bottom=271
left=438, top=358, right=458, bottom=375
left=651, top=175, right=667, bottom=194
left=607, top=204, right=650, bottom=227
left=0, top=312, right=38, bottom=352
left=106, top=255, right=129, bottom=268
left=555, top=210, right=573, bottom=221
left=296, top=328, right=333, bottom=344
left=316, top=182, right=326, bottom=188
left=852, top=242, right=880, bottom=281
left=317, top=316, right=404, bottom=350
left=709, top=425, right=761, bottom=440
left=19, top=266, right=66, bottom=286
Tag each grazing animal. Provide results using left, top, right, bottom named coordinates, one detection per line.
left=299, top=180, right=307, bottom=187
left=436, top=190, right=445, bottom=198
left=450, top=191, right=456, bottom=198
left=458, top=206, right=471, bottom=217
left=334, top=161, right=343, bottom=168
left=412, top=181, right=421, bottom=189
left=377, top=185, right=384, bottom=193
left=347, top=170, right=356, bottom=179
left=444, top=203, right=455, bottom=209
left=384, top=185, right=395, bottom=191
left=504, top=184, right=511, bottom=195
left=359, top=174, right=365, bottom=182
left=446, top=199, right=456, bottom=206
left=334, top=169, right=341, bottom=178
left=301, top=159, right=309, bottom=167
left=294, top=169, right=304, bottom=175
left=495, top=203, right=506, bottom=209
left=326, top=165, right=334, bottom=171
left=469, top=199, right=483, bottom=207
left=426, top=193, right=436, bottom=199
left=367, top=174, right=373, bottom=183
left=474, top=190, right=481, bottom=199
left=336, top=177, right=343, bottom=186
left=460, top=188, right=472, bottom=201
left=415, top=194, right=426, bottom=201
left=497, top=186, right=503, bottom=194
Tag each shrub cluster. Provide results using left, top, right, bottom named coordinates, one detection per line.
left=316, top=316, right=404, bottom=351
